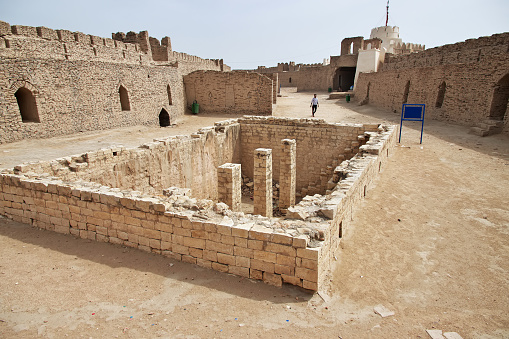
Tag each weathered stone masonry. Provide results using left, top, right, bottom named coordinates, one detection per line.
left=0, top=20, right=229, bottom=144
left=354, top=32, right=509, bottom=134
left=0, top=117, right=397, bottom=291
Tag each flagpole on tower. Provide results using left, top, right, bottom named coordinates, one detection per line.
left=386, top=0, right=389, bottom=26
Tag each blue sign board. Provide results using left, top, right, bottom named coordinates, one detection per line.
left=399, top=104, right=425, bottom=144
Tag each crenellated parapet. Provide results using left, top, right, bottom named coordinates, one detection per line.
left=382, top=32, right=509, bottom=71
left=0, top=20, right=225, bottom=68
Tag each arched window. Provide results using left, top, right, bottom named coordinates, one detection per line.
left=435, top=81, right=446, bottom=108
left=15, top=87, right=40, bottom=123
left=167, top=84, right=173, bottom=105
left=402, top=81, right=410, bottom=104
left=159, top=108, right=170, bottom=127
left=489, top=73, right=509, bottom=120
left=119, top=85, right=130, bottom=111
left=349, top=42, right=354, bottom=54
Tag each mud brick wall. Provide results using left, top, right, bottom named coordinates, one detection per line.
left=239, top=117, right=380, bottom=195
left=0, top=20, right=226, bottom=144
left=183, top=71, right=273, bottom=115
left=297, top=65, right=333, bottom=92
left=354, top=32, right=509, bottom=133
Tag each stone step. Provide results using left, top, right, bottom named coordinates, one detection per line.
left=469, top=126, right=489, bottom=136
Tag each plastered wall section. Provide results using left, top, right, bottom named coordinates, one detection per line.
left=184, top=71, right=273, bottom=115
left=0, top=20, right=224, bottom=144
left=239, top=117, right=379, bottom=194
left=354, top=32, right=509, bottom=133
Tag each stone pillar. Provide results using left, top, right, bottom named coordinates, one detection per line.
left=253, top=148, right=273, bottom=217
left=279, top=139, right=296, bottom=211
left=217, top=163, right=241, bottom=212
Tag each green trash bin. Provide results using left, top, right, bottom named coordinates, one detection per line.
left=328, top=87, right=332, bottom=93
left=191, top=100, right=199, bottom=114
left=346, top=94, right=351, bottom=103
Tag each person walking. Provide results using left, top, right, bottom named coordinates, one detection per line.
left=310, top=94, right=319, bottom=117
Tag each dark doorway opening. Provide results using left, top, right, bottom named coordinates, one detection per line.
left=402, top=81, right=410, bottom=104
left=15, top=87, right=40, bottom=123
left=119, top=85, right=130, bottom=111
left=159, top=108, right=170, bottom=127
left=333, top=67, right=356, bottom=91
left=489, top=74, right=509, bottom=120
left=435, top=81, right=446, bottom=108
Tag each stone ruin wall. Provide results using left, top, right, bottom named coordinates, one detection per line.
left=0, top=20, right=227, bottom=144
left=184, top=71, right=273, bottom=115
left=13, top=123, right=241, bottom=202
left=0, top=117, right=397, bottom=291
left=239, top=117, right=380, bottom=197
left=354, top=32, right=509, bottom=133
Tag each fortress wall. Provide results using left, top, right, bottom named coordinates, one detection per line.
left=0, top=58, right=183, bottom=143
left=0, top=20, right=227, bottom=143
left=184, top=71, right=273, bottom=115
left=297, top=65, right=333, bottom=92
left=355, top=35, right=509, bottom=132
left=382, top=32, right=509, bottom=71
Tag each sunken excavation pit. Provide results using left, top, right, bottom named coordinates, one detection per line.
left=0, top=117, right=397, bottom=291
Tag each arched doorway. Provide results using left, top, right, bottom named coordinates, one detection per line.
left=333, top=67, right=356, bottom=91
left=159, top=108, right=170, bottom=127
left=489, top=74, right=509, bottom=120
left=119, top=85, right=130, bottom=111
left=15, top=87, right=40, bottom=122
left=435, top=81, right=446, bottom=108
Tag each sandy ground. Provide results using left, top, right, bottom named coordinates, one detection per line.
left=1, top=88, right=508, bottom=338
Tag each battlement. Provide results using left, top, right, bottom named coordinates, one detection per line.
left=0, top=20, right=224, bottom=69
left=382, top=32, right=509, bottom=71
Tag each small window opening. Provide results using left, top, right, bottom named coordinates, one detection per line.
left=338, top=221, right=343, bottom=238
left=349, top=42, right=354, bottom=54
left=119, top=85, right=130, bottom=111
left=93, top=47, right=97, bottom=56
left=379, top=162, right=382, bottom=172
left=167, top=85, right=173, bottom=105
left=289, top=77, right=292, bottom=83
left=363, top=185, right=367, bottom=197
left=159, top=108, right=170, bottom=127
left=112, top=151, right=118, bottom=156
left=402, top=81, right=410, bottom=104
left=5, top=39, right=10, bottom=48
left=435, top=81, right=446, bottom=108
left=122, top=50, right=126, bottom=58
left=15, top=87, right=40, bottom=123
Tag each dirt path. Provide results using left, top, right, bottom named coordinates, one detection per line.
left=1, top=88, right=508, bottom=338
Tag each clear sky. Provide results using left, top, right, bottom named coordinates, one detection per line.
left=1, top=0, right=508, bottom=69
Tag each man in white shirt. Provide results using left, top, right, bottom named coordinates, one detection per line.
left=310, top=94, right=319, bottom=117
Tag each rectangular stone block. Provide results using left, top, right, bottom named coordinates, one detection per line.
left=217, top=252, right=236, bottom=266
left=250, top=269, right=263, bottom=280
left=263, top=272, right=282, bottom=287
left=250, top=259, right=274, bottom=273
left=295, top=267, right=318, bottom=283
left=229, top=266, right=250, bottom=278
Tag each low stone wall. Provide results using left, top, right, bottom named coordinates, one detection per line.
left=0, top=118, right=397, bottom=291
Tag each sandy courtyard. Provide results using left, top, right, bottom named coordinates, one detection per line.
left=1, top=88, right=508, bottom=338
